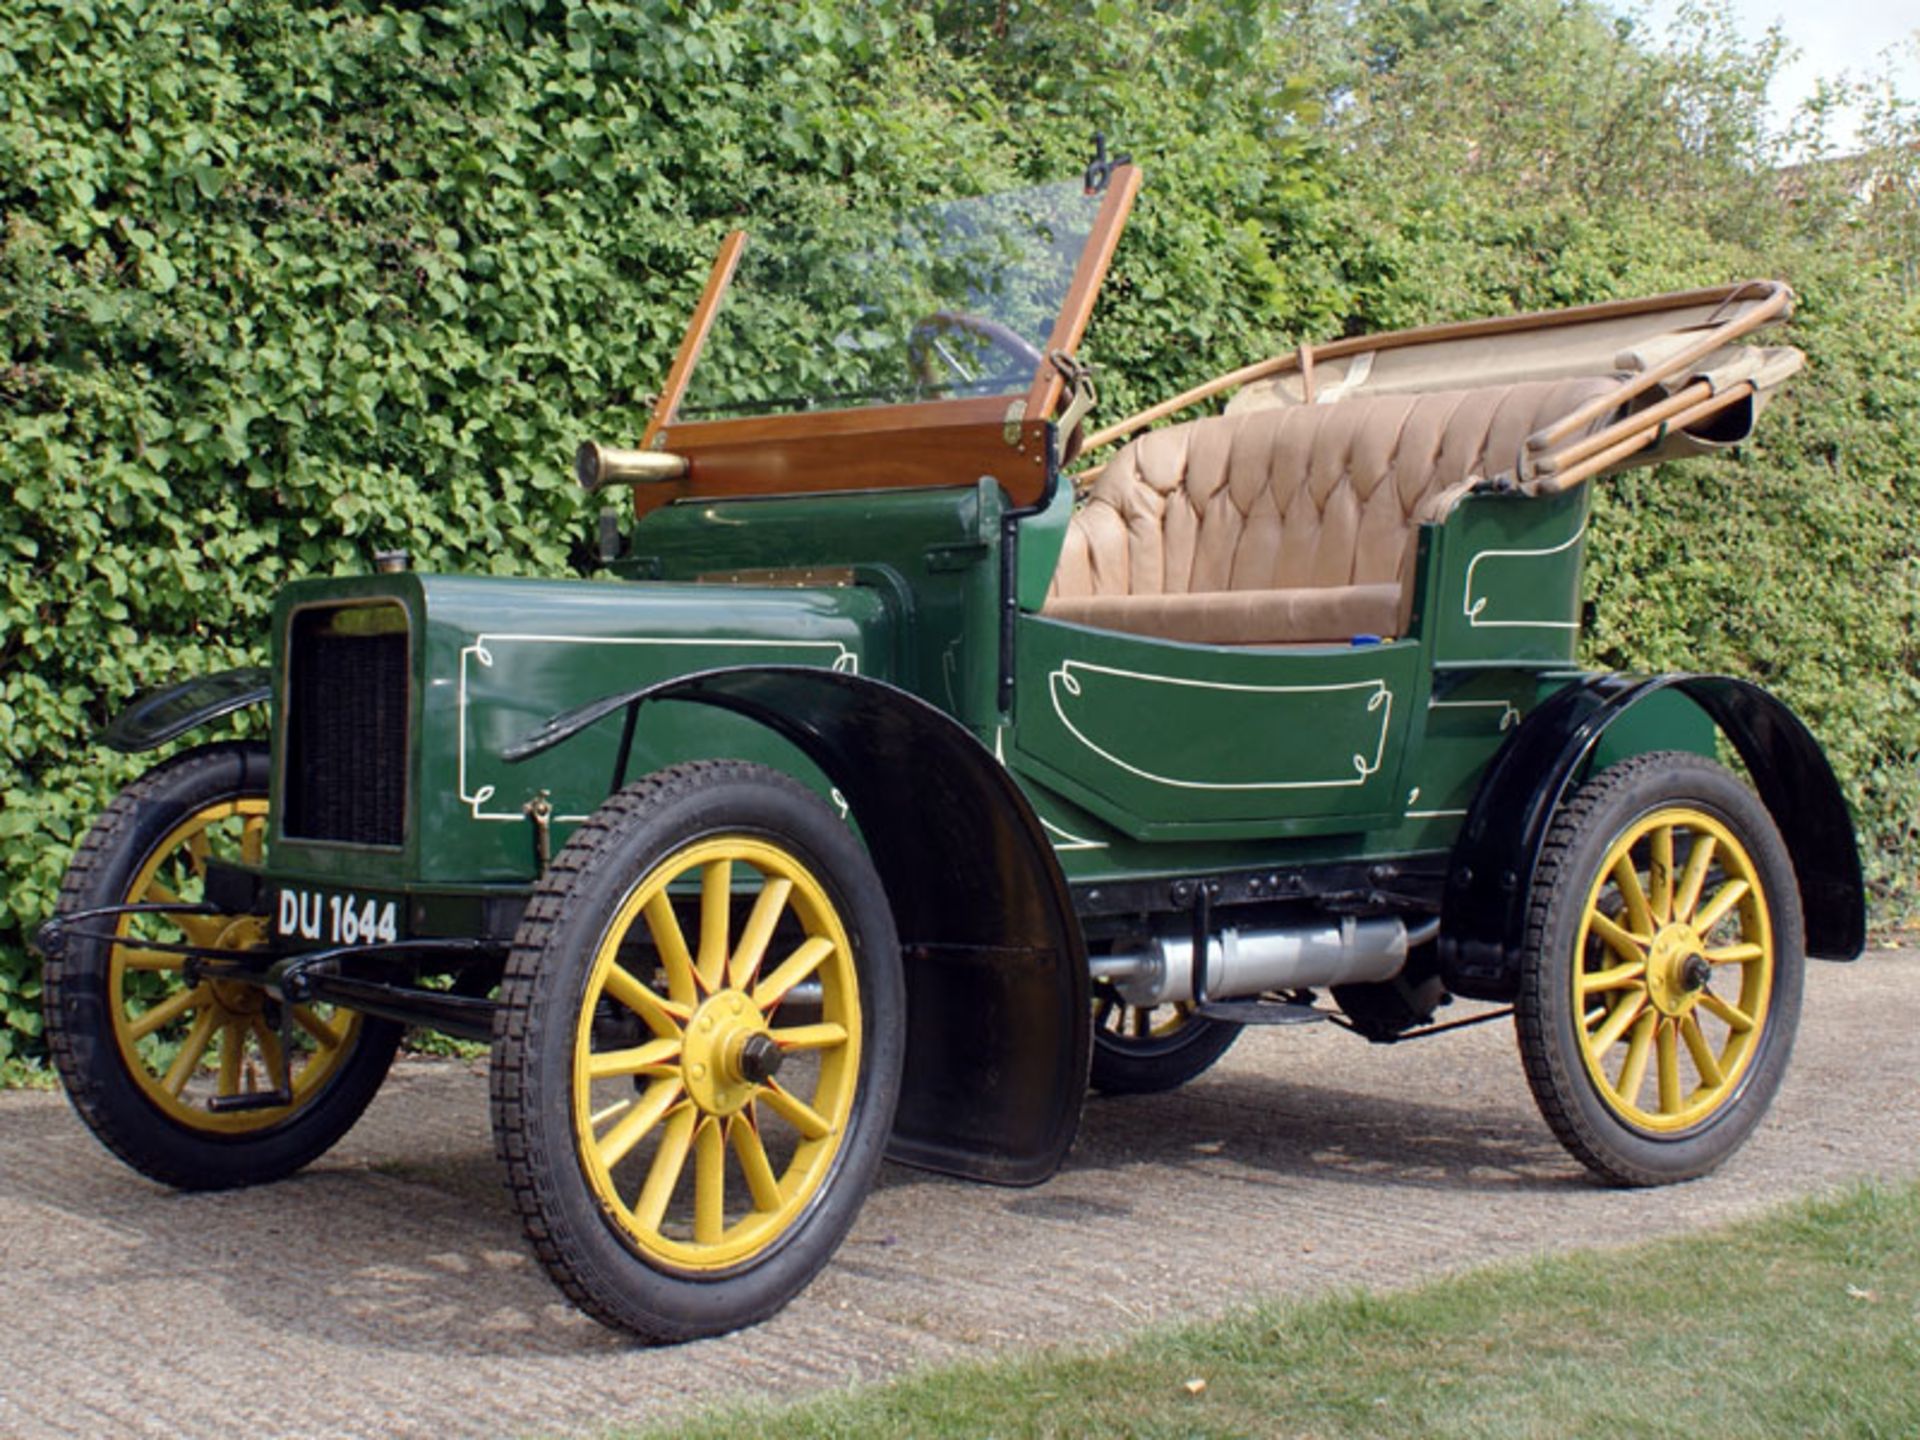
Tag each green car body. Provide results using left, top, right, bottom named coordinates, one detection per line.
left=43, top=163, right=1866, bottom=1342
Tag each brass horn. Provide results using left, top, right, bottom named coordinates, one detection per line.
left=574, top=440, right=690, bottom=491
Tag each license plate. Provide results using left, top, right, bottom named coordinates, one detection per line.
left=274, top=887, right=402, bottom=947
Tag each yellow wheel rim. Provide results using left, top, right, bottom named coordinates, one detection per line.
left=1096, top=996, right=1196, bottom=1044
left=571, top=837, right=862, bottom=1274
left=110, top=799, right=361, bottom=1132
left=1573, top=806, right=1775, bottom=1134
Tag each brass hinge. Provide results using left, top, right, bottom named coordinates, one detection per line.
left=1003, top=399, right=1026, bottom=448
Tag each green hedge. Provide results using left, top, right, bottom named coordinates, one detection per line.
left=2, top=0, right=1914, bottom=1065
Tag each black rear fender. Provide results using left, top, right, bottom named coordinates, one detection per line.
left=1439, top=673, right=1865, bottom=1000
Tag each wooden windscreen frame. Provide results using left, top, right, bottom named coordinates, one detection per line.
left=639, top=230, right=747, bottom=450
left=618, top=165, right=1144, bottom=516
left=1022, top=162, right=1142, bottom=426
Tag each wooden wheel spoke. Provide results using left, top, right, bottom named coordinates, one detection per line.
left=1680, top=1013, right=1725, bottom=1090
left=1578, top=959, right=1647, bottom=996
left=751, top=936, right=834, bottom=1010
left=602, top=963, right=690, bottom=1038
left=216, top=1020, right=245, bottom=1097
left=694, top=858, right=734, bottom=993
left=1698, top=988, right=1755, bottom=1034
left=633, top=1105, right=697, bottom=1233
left=587, top=1037, right=682, bottom=1081
left=1092, top=990, right=1117, bottom=1033
left=162, top=1009, right=218, bottom=1096
left=758, top=1081, right=832, bottom=1142
left=1694, top=878, right=1751, bottom=936
left=1705, top=942, right=1764, bottom=965
left=1611, top=855, right=1655, bottom=938
left=185, top=830, right=212, bottom=878
left=597, top=1077, right=685, bottom=1171
left=250, top=1016, right=286, bottom=1088
left=729, top=1112, right=783, bottom=1212
left=1649, top=824, right=1675, bottom=924
left=1655, top=1019, right=1682, bottom=1115
left=172, top=913, right=226, bottom=949
left=127, top=983, right=209, bottom=1041
left=293, top=1005, right=345, bottom=1051
left=1589, top=990, right=1649, bottom=1055
left=767, top=1022, right=848, bottom=1053
left=142, top=880, right=182, bottom=907
left=642, top=893, right=698, bottom=1008
left=693, top=1115, right=726, bottom=1245
left=1587, top=911, right=1648, bottom=966
left=1673, top=835, right=1717, bottom=923
left=589, top=1097, right=635, bottom=1128
left=729, top=877, right=793, bottom=992
left=1615, top=1010, right=1658, bottom=1104
left=240, top=816, right=266, bottom=867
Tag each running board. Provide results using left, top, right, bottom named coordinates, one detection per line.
left=1193, top=998, right=1327, bottom=1027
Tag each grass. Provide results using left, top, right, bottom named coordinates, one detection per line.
left=614, top=1180, right=1920, bottom=1440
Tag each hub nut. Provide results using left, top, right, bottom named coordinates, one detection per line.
left=736, top=1032, right=785, bottom=1086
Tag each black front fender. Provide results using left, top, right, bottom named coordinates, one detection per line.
left=510, top=666, right=1090, bottom=1187
left=1439, top=673, right=1865, bottom=1000
left=100, top=667, right=271, bottom=754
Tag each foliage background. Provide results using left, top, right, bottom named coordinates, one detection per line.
left=2, top=0, right=1915, bottom=1065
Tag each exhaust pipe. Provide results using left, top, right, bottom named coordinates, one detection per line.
left=1089, top=916, right=1435, bottom=1007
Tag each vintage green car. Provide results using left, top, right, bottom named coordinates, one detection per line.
left=36, top=159, right=1864, bottom=1341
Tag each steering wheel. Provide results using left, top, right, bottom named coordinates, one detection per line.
left=907, top=311, right=1045, bottom=394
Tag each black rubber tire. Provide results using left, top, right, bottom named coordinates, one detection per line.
left=490, top=760, right=905, bottom=1342
left=1089, top=985, right=1241, bottom=1095
left=1515, top=751, right=1804, bottom=1187
left=43, top=741, right=403, bottom=1190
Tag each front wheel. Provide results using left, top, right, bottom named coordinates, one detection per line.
left=491, top=761, right=904, bottom=1342
left=1515, top=751, right=1803, bottom=1186
left=43, top=741, right=401, bottom=1190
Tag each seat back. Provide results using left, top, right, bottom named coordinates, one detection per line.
left=1049, top=377, right=1622, bottom=608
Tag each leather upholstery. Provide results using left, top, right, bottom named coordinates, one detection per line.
left=1045, top=377, right=1620, bottom=646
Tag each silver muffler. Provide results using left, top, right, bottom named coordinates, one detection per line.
left=1089, top=916, right=1430, bottom=1007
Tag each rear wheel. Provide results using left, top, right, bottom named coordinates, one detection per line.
left=1089, top=983, right=1240, bottom=1095
left=491, top=761, right=904, bottom=1341
left=43, top=742, right=401, bottom=1190
left=1516, top=751, right=1802, bottom=1186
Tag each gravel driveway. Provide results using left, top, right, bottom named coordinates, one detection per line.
left=3, top=948, right=1914, bottom=1440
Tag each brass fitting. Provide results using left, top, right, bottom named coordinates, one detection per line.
left=574, top=440, right=691, bottom=491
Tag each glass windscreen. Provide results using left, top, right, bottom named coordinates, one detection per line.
left=678, top=180, right=1104, bottom=421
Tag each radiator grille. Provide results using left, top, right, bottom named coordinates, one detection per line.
left=282, top=604, right=409, bottom=846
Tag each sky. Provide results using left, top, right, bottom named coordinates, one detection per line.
left=1635, top=0, right=1919, bottom=148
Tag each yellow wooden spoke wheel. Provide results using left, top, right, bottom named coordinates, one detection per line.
left=44, top=743, right=401, bottom=1190
left=1516, top=752, right=1803, bottom=1186
left=110, top=795, right=362, bottom=1133
left=492, top=761, right=903, bottom=1342
left=572, top=836, right=862, bottom=1272
left=1089, top=983, right=1239, bottom=1095
left=1570, top=807, right=1774, bottom=1133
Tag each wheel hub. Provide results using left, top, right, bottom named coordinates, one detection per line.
left=213, top=914, right=268, bottom=952
left=207, top=916, right=270, bottom=1016
left=681, top=989, right=773, bottom=1117
left=1645, top=924, right=1710, bottom=1016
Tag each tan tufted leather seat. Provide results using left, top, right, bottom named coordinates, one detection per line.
left=1044, top=376, right=1622, bottom=646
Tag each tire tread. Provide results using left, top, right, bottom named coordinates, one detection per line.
left=1514, top=750, right=1802, bottom=1187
